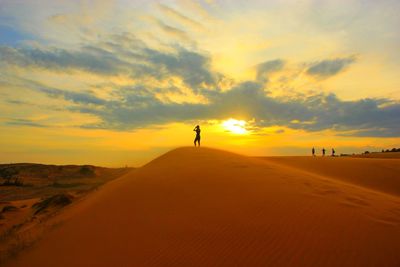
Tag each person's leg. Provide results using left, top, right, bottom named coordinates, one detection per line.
left=198, top=137, right=201, bottom=147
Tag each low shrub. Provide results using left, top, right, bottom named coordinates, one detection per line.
left=32, top=194, right=74, bottom=215
left=2, top=205, right=18, bottom=213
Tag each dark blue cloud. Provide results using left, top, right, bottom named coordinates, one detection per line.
left=0, top=33, right=219, bottom=91
left=306, top=56, right=356, bottom=78
left=256, top=59, right=285, bottom=82
left=143, top=47, right=219, bottom=91
left=39, top=87, right=106, bottom=105
left=0, top=46, right=127, bottom=75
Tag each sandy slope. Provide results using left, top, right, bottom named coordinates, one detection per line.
left=4, top=147, right=400, bottom=267
left=261, top=156, right=400, bottom=197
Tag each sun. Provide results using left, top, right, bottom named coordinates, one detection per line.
left=222, top=119, right=248, bottom=134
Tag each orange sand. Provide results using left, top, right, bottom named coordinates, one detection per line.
left=262, top=156, right=400, bottom=197
left=4, top=147, right=400, bottom=266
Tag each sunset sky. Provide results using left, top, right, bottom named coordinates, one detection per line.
left=1, top=0, right=399, bottom=166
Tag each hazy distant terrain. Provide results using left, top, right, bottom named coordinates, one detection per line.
left=351, top=152, right=400, bottom=159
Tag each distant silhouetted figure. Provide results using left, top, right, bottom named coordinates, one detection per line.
left=331, top=148, right=335, bottom=157
left=193, top=125, right=201, bottom=147
left=322, top=148, right=326, bottom=156
left=312, top=147, right=315, bottom=156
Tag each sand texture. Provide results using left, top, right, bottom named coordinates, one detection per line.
left=4, top=147, right=400, bottom=267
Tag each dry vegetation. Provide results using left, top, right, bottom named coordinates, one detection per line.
left=0, top=163, right=131, bottom=201
left=0, top=163, right=132, bottom=264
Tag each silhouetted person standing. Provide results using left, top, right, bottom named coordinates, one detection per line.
left=322, top=148, right=326, bottom=156
left=312, top=147, right=315, bottom=156
left=332, top=148, right=335, bottom=157
left=194, top=125, right=201, bottom=147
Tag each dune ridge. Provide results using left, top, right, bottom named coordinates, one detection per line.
left=4, top=147, right=400, bottom=267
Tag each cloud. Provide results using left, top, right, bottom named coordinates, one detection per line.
left=256, top=59, right=285, bottom=82
left=144, top=47, right=218, bottom=90
left=157, top=4, right=204, bottom=30
left=1, top=34, right=399, bottom=137
left=26, top=78, right=399, bottom=137
left=0, top=45, right=126, bottom=75
left=306, top=56, right=356, bottom=78
left=177, top=0, right=215, bottom=21
left=0, top=32, right=150, bottom=76
left=156, top=20, right=193, bottom=43
left=0, top=33, right=218, bottom=91
left=5, top=99, right=28, bottom=105
left=6, top=119, right=47, bottom=128
left=40, top=87, right=106, bottom=105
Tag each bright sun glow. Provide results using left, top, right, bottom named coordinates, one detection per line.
left=222, top=119, right=248, bottom=134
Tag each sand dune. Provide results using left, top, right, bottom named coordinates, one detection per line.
left=4, top=147, right=400, bottom=267
left=260, top=156, right=400, bottom=197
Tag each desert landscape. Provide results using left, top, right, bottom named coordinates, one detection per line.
left=1, top=147, right=399, bottom=266
left=0, top=163, right=131, bottom=263
left=1, top=1, right=400, bottom=266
